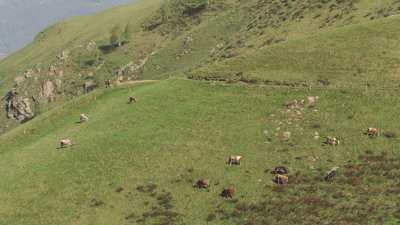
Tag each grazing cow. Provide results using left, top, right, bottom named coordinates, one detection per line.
left=324, top=136, right=340, bottom=145
left=128, top=96, right=137, bottom=104
left=60, top=139, right=72, bottom=148
left=104, top=79, right=112, bottom=88
left=193, top=179, right=210, bottom=189
left=324, top=166, right=339, bottom=182
left=271, top=166, right=289, bottom=175
left=366, top=128, right=379, bottom=137
left=221, top=187, right=235, bottom=199
left=80, top=114, right=89, bottom=123
left=273, top=174, right=289, bottom=185
left=83, top=80, right=97, bottom=93
left=227, top=155, right=242, bottom=166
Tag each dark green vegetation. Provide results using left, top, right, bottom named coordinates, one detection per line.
left=2, top=0, right=400, bottom=224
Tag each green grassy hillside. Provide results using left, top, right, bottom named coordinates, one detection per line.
left=0, top=0, right=163, bottom=133
left=1, top=79, right=400, bottom=224
left=189, top=15, right=400, bottom=88
left=3, top=0, right=400, bottom=134
left=2, top=0, right=400, bottom=224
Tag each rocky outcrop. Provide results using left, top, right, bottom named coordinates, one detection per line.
left=3, top=89, right=34, bottom=122
left=40, top=80, right=56, bottom=102
left=114, top=52, right=156, bottom=82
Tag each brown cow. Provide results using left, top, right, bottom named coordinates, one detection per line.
left=221, top=187, right=235, bottom=199
left=128, top=96, right=137, bottom=104
left=273, top=174, right=289, bottom=185
left=324, top=167, right=339, bottom=182
left=271, top=166, right=289, bottom=175
left=193, top=179, right=210, bottom=189
left=104, top=79, right=112, bottom=88
left=324, top=136, right=340, bottom=146
left=366, top=128, right=379, bottom=137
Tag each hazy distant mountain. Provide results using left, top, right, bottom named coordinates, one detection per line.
left=0, top=0, right=132, bottom=58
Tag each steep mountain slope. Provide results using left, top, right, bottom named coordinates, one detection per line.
left=2, top=0, right=400, bottom=224
left=2, top=0, right=400, bottom=134
left=0, top=0, right=133, bottom=57
left=0, top=0, right=163, bottom=133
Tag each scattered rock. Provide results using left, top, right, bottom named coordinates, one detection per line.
left=40, top=80, right=56, bottom=102
left=383, top=131, right=397, bottom=139
left=57, top=50, right=69, bottom=62
left=86, top=41, right=97, bottom=51
left=307, top=96, right=319, bottom=108
left=14, top=76, right=25, bottom=86
left=48, top=65, right=57, bottom=76
left=24, top=69, right=35, bottom=78
left=285, top=99, right=305, bottom=110
left=281, top=131, right=291, bottom=141
left=184, top=34, right=194, bottom=46
left=55, top=79, right=62, bottom=88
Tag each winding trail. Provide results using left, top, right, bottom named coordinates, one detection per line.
left=116, top=80, right=159, bottom=87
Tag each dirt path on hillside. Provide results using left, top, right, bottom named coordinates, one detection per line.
left=116, top=80, right=158, bottom=87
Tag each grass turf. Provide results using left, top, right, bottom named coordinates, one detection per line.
left=1, top=79, right=400, bottom=224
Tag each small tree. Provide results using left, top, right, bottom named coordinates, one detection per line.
left=123, top=23, right=133, bottom=41
left=110, top=25, right=122, bottom=47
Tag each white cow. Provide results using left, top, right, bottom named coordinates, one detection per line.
left=60, top=139, right=72, bottom=148
left=227, top=155, right=242, bottom=166
left=80, top=114, right=89, bottom=123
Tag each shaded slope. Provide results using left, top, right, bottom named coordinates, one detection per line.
left=189, top=15, right=400, bottom=88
